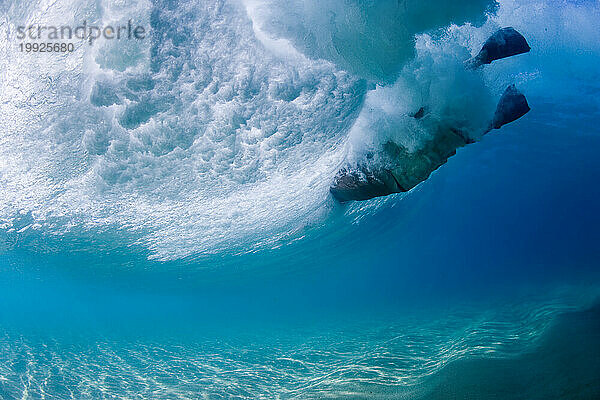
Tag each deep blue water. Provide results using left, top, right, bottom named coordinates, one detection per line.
left=1, top=0, right=600, bottom=398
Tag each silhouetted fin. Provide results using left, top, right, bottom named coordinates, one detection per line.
left=467, top=27, right=530, bottom=69
left=330, top=167, right=401, bottom=202
left=491, top=85, right=531, bottom=130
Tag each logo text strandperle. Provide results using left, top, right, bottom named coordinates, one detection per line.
left=15, top=20, right=146, bottom=45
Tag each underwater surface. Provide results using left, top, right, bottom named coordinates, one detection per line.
left=0, top=0, right=599, bottom=398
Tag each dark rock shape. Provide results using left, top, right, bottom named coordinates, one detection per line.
left=491, top=85, right=531, bottom=130
left=330, top=127, right=471, bottom=202
left=330, top=28, right=533, bottom=203
left=330, top=167, right=401, bottom=202
left=330, top=86, right=531, bottom=202
left=385, top=128, right=469, bottom=193
left=467, top=27, right=530, bottom=69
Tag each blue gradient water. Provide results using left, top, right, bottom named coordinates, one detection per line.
left=1, top=0, right=600, bottom=398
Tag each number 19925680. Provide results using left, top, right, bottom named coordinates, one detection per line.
left=19, top=42, right=75, bottom=53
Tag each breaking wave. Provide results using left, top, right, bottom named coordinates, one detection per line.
left=1, top=1, right=600, bottom=399
left=1, top=0, right=597, bottom=260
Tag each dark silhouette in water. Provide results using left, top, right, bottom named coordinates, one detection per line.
left=331, top=28, right=532, bottom=203
left=491, top=84, right=531, bottom=130
left=467, top=27, right=531, bottom=69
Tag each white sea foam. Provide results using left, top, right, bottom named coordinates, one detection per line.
left=1, top=0, right=364, bottom=259
left=0, top=0, right=598, bottom=259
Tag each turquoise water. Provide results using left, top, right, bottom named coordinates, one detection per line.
left=1, top=0, right=600, bottom=398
